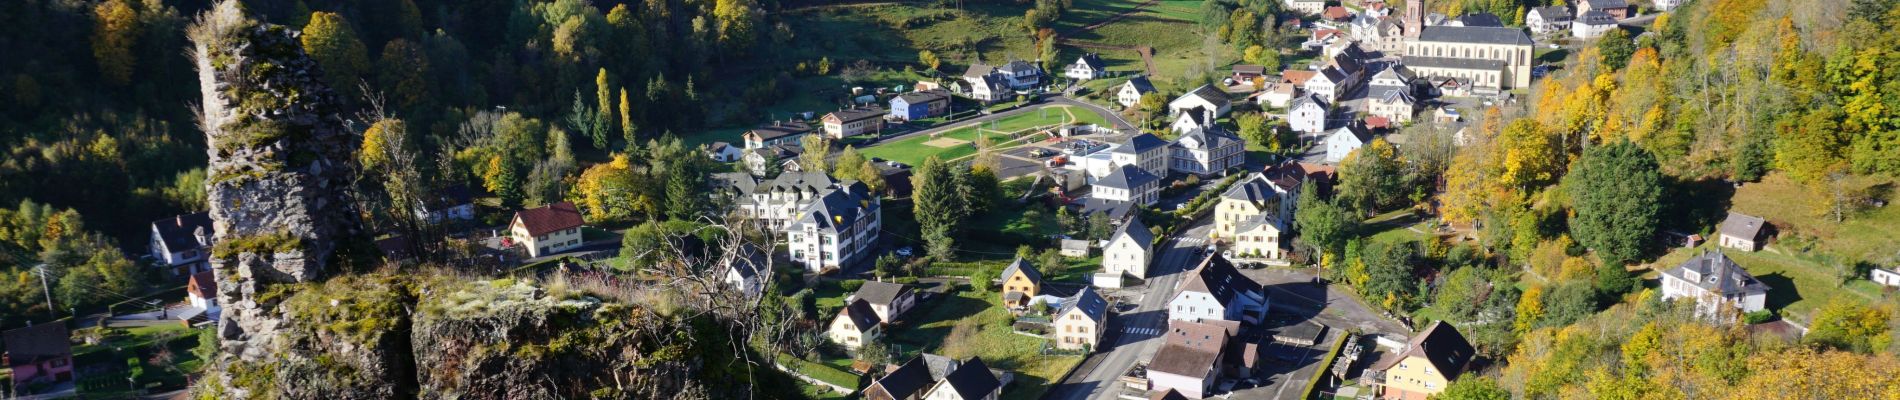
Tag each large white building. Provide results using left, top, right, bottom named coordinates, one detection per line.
left=1169, top=128, right=1245, bottom=175
left=735, top=171, right=882, bottom=272
left=1169, top=85, right=1232, bottom=120
left=1402, top=25, right=1535, bottom=93
left=1660, top=250, right=1771, bottom=317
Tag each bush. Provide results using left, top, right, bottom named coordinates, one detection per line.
left=1742, top=310, right=1776, bottom=324
left=838, top=279, right=865, bottom=292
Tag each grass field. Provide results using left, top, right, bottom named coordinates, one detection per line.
left=888, top=289, right=1084, bottom=400
left=860, top=105, right=1103, bottom=165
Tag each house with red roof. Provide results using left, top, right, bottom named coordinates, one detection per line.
left=508, top=201, right=586, bottom=258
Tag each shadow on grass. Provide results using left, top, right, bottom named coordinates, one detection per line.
left=890, top=294, right=992, bottom=350
left=1755, top=272, right=1802, bottom=312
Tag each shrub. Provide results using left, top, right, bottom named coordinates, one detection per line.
left=1742, top=310, right=1776, bottom=324
left=838, top=279, right=865, bottom=292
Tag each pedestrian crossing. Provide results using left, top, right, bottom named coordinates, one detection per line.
left=1177, top=237, right=1204, bottom=246
left=1121, top=327, right=1161, bottom=336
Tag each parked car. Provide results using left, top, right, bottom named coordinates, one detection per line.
left=894, top=247, right=914, bottom=257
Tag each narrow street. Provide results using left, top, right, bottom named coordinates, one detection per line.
left=1043, top=216, right=1215, bottom=400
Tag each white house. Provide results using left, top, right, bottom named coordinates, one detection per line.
left=1304, top=68, right=1343, bottom=104
left=1287, top=94, right=1329, bottom=134
left=1168, top=255, right=1269, bottom=324
left=1526, top=6, right=1573, bottom=35
left=706, top=141, right=743, bottom=162
left=735, top=172, right=883, bottom=271
left=966, top=73, right=1010, bottom=103
left=416, top=185, right=477, bottom=224
left=1111, top=133, right=1172, bottom=179
left=1171, top=109, right=1213, bottom=135
left=1169, top=127, right=1245, bottom=175
left=1147, top=320, right=1229, bottom=399
left=1717, top=212, right=1766, bottom=251
left=721, top=247, right=768, bottom=298
left=1065, top=53, right=1108, bottom=80
left=184, top=271, right=220, bottom=321
left=1169, top=85, right=1232, bottom=120
left=1103, top=218, right=1154, bottom=279
left=1873, top=268, right=1900, bottom=288
left=1256, top=82, right=1298, bottom=109
left=509, top=202, right=586, bottom=258
left=1652, top=0, right=1684, bottom=11
left=1367, top=87, right=1419, bottom=124
left=921, top=357, right=1002, bottom=400
left=149, top=212, right=214, bottom=278
left=995, top=60, right=1044, bottom=89
left=1322, top=124, right=1372, bottom=163
left=1660, top=250, right=1770, bottom=317
left=1118, top=76, right=1158, bottom=108
left=850, top=280, right=917, bottom=323
left=828, top=299, right=883, bottom=349
left=1093, top=164, right=1161, bottom=206
left=1572, top=10, right=1618, bottom=39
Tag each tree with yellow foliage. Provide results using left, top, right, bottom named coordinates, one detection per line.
left=359, top=119, right=404, bottom=171
left=1514, top=285, right=1545, bottom=334
left=574, top=154, right=640, bottom=223
left=92, top=0, right=141, bottom=86
left=1498, top=119, right=1563, bottom=191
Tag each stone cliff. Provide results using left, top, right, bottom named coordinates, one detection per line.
left=186, top=3, right=800, bottom=398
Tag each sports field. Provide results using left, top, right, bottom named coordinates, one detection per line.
left=860, top=105, right=1107, bottom=165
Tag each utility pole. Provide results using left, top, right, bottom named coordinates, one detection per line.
left=34, top=263, right=54, bottom=316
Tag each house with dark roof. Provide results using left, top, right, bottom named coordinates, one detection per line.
left=1054, top=286, right=1109, bottom=351
left=1372, top=321, right=1474, bottom=400
left=1109, top=132, right=1172, bottom=179
left=995, top=60, right=1044, bottom=89
left=1103, top=211, right=1155, bottom=280
left=828, top=299, right=883, bottom=350
left=416, top=184, right=477, bottom=224
left=1660, top=250, right=1770, bottom=315
left=3, top=322, right=74, bottom=389
left=852, top=280, right=917, bottom=322
left=1093, top=164, right=1161, bottom=206
left=743, top=143, right=805, bottom=176
left=1717, top=212, right=1767, bottom=251
left=1117, top=75, right=1158, bottom=108
left=1146, top=319, right=1230, bottom=398
left=1169, top=127, right=1245, bottom=176
left=1214, top=173, right=1296, bottom=260
left=508, top=201, right=586, bottom=258
left=743, top=120, right=814, bottom=149
left=1230, top=64, right=1266, bottom=85
left=890, top=89, right=953, bottom=121
left=1168, top=85, right=1232, bottom=120
left=823, top=106, right=887, bottom=138
left=1323, top=123, right=1374, bottom=163
left=1571, top=9, right=1619, bottom=39
left=149, top=212, right=214, bottom=278
left=1066, top=53, right=1108, bottom=80
left=1577, top=0, right=1629, bottom=20
left=1287, top=93, right=1329, bottom=134
left=999, top=258, right=1044, bottom=310
left=1168, top=255, right=1269, bottom=324
left=1451, top=12, right=1503, bottom=27
left=920, top=356, right=1004, bottom=400
left=721, top=245, right=770, bottom=297
left=1527, top=6, right=1573, bottom=35
left=1170, top=107, right=1213, bottom=135
left=865, top=354, right=961, bottom=400
left=707, top=141, right=743, bottom=162
left=786, top=180, right=883, bottom=272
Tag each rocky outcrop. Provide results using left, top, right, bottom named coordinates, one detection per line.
left=185, top=3, right=801, bottom=399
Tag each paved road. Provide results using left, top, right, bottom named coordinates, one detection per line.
left=1043, top=217, right=1215, bottom=400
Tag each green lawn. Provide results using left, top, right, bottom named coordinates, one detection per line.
left=1363, top=209, right=1429, bottom=245
left=861, top=105, right=1098, bottom=165
left=812, top=280, right=854, bottom=314
left=887, top=289, right=1084, bottom=400
left=779, top=351, right=861, bottom=388
left=73, top=324, right=207, bottom=397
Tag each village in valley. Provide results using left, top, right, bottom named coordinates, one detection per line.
left=5, top=0, right=1900, bottom=398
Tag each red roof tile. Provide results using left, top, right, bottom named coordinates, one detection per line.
left=513, top=202, right=585, bottom=237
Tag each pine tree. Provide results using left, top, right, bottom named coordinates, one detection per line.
left=1564, top=141, right=1662, bottom=268
left=665, top=163, right=700, bottom=221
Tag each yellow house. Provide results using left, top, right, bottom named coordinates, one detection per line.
left=1212, top=174, right=1291, bottom=240
left=827, top=299, right=883, bottom=350
left=1053, top=287, right=1108, bottom=351
left=1374, top=322, right=1474, bottom=400
left=999, top=258, right=1043, bottom=310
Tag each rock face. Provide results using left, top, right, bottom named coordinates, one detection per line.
left=184, top=3, right=802, bottom=399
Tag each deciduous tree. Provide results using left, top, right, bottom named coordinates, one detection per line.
left=1565, top=141, right=1662, bottom=267
left=302, top=12, right=370, bottom=99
